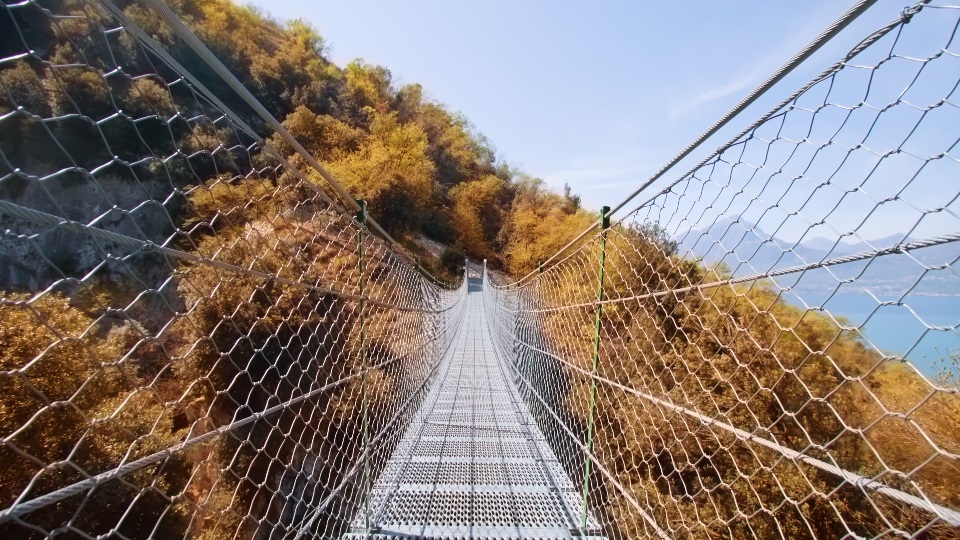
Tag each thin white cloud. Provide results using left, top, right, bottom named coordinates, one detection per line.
left=667, top=60, right=774, bottom=122
left=673, top=73, right=759, bottom=116
left=666, top=4, right=837, bottom=122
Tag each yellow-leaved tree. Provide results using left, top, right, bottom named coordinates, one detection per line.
left=448, top=174, right=507, bottom=258
left=324, top=111, right=436, bottom=234
left=502, top=177, right=595, bottom=275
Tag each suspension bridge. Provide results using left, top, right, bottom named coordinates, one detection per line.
left=1, top=0, right=959, bottom=538
left=342, top=268, right=605, bottom=539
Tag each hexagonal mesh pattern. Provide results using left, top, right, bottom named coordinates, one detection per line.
left=0, top=1, right=468, bottom=538
left=483, top=3, right=960, bottom=538
left=4, top=0, right=960, bottom=538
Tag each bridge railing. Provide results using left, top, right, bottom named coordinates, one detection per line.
left=486, top=1, right=960, bottom=538
left=0, top=0, right=467, bottom=538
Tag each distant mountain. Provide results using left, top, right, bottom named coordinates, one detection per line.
left=803, top=236, right=845, bottom=252
left=675, top=218, right=960, bottom=298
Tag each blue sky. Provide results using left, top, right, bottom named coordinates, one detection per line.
left=244, top=0, right=956, bottom=242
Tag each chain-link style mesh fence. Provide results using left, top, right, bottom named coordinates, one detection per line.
left=5, top=0, right=960, bottom=539
left=0, top=0, right=467, bottom=538
left=485, top=1, right=960, bottom=538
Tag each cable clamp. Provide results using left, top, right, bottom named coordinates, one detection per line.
left=900, top=5, right=921, bottom=24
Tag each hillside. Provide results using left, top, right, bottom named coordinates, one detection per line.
left=0, top=0, right=591, bottom=288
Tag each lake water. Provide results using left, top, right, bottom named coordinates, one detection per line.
left=781, top=292, right=959, bottom=377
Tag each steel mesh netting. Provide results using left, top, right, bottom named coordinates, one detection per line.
left=486, top=2, right=960, bottom=539
left=0, top=0, right=467, bottom=538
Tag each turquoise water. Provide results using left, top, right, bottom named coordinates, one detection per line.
left=782, top=293, right=959, bottom=377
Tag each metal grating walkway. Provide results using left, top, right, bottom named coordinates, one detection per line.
left=344, top=276, right=605, bottom=539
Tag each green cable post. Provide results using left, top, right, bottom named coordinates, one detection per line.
left=538, top=260, right=543, bottom=275
left=356, top=199, right=370, bottom=532
left=581, top=205, right=610, bottom=533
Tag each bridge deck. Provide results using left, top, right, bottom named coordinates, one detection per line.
left=344, top=277, right=604, bottom=539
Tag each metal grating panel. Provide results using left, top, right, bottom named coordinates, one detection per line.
left=375, top=461, right=576, bottom=489
left=344, top=535, right=608, bottom=540
left=366, top=490, right=591, bottom=528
